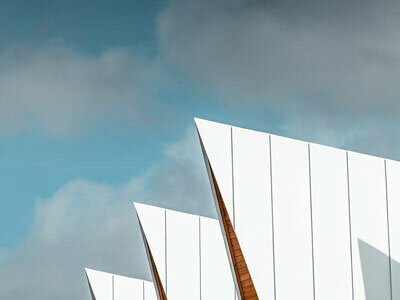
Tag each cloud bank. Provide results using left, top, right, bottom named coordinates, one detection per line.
left=159, top=0, right=400, bottom=112
left=0, top=127, right=213, bottom=300
left=2, top=1, right=400, bottom=299
left=157, top=0, right=400, bottom=158
left=0, top=42, right=174, bottom=137
left=2, top=0, right=400, bottom=155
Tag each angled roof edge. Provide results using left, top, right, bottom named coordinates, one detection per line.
left=133, top=201, right=217, bottom=221
left=84, top=267, right=151, bottom=283
left=194, top=117, right=398, bottom=162
left=134, top=204, right=168, bottom=300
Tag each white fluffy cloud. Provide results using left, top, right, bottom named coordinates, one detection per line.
left=0, top=127, right=213, bottom=300
left=2, top=1, right=400, bottom=298
left=0, top=42, right=174, bottom=137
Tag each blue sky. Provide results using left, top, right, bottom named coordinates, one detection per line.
left=0, top=0, right=161, bottom=53
left=1, top=0, right=400, bottom=299
left=0, top=0, right=162, bottom=249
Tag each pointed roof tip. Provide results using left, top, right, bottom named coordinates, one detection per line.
left=133, top=202, right=148, bottom=213
left=193, top=117, right=205, bottom=123
left=194, top=117, right=218, bottom=125
left=84, top=268, right=95, bottom=283
left=133, top=202, right=155, bottom=221
left=84, top=267, right=94, bottom=275
left=133, top=202, right=143, bottom=220
left=194, top=118, right=211, bottom=136
left=194, top=117, right=232, bottom=130
left=133, top=202, right=164, bottom=212
left=194, top=118, right=233, bottom=152
left=194, top=117, right=203, bottom=129
left=84, top=267, right=109, bottom=277
left=194, top=116, right=207, bottom=122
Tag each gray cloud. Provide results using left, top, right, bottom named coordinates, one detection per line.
left=0, top=42, right=175, bottom=138
left=158, top=0, right=400, bottom=111
left=0, top=127, right=213, bottom=300
left=2, top=0, right=400, bottom=154
left=2, top=1, right=400, bottom=299
left=157, top=0, right=400, bottom=158
left=0, top=180, right=148, bottom=300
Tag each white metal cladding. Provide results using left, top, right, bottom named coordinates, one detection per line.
left=195, top=118, right=399, bottom=300
left=83, top=118, right=400, bottom=300
left=114, top=274, right=144, bottom=300
left=85, top=268, right=149, bottom=300
left=85, top=268, right=113, bottom=300
left=348, top=152, right=391, bottom=300
left=270, top=134, right=314, bottom=300
left=134, top=203, right=166, bottom=289
left=309, top=144, right=352, bottom=300
left=195, top=118, right=234, bottom=219
left=387, top=159, right=400, bottom=300
left=144, top=281, right=158, bottom=300
left=166, top=210, right=200, bottom=300
left=232, top=126, right=275, bottom=299
left=200, top=216, right=236, bottom=300
left=134, top=202, right=235, bottom=300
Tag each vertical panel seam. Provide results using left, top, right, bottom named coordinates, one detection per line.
left=164, top=209, right=167, bottom=296
left=199, top=217, right=202, bottom=300
left=231, top=126, right=236, bottom=300
left=346, top=152, right=355, bottom=300
left=143, top=281, right=145, bottom=300
left=308, top=144, right=316, bottom=300
left=231, top=126, right=235, bottom=229
left=385, top=160, right=393, bottom=300
left=112, top=274, right=114, bottom=300
left=269, top=134, right=277, bottom=300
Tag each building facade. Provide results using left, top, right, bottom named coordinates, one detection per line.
left=85, top=268, right=157, bottom=300
left=87, top=118, right=400, bottom=300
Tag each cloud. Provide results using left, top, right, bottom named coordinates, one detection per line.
left=0, top=127, right=213, bottom=300
left=2, top=0, right=399, bottom=154
left=2, top=2, right=400, bottom=297
left=157, top=0, right=400, bottom=158
left=158, top=0, right=400, bottom=111
left=0, top=42, right=175, bottom=138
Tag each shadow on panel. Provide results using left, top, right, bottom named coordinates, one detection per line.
left=358, top=239, right=394, bottom=300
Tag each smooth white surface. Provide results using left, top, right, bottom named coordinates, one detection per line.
left=232, top=127, right=274, bottom=300
left=114, top=274, right=144, bottom=300
left=348, top=152, right=391, bottom=300
left=195, top=118, right=234, bottom=218
left=85, top=268, right=149, bottom=300
left=134, top=203, right=239, bottom=299
left=200, top=216, right=235, bottom=300
left=309, top=144, right=352, bottom=300
left=144, top=281, right=157, bottom=300
left=270, top=135, right=314, bottom=300
left=385, top=159, right=400, bottom=300
left=85, top=119, right=400, bottom=300
left=134, top=203, right=166, bottom=288
left=166, top=210, right=200, bottom=300
left=85, top=268, right=113, bottom=300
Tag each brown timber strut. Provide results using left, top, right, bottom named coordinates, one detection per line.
left=145, top=237, right=167, bottom=300
left=209, top=164, right=259, bottom=300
